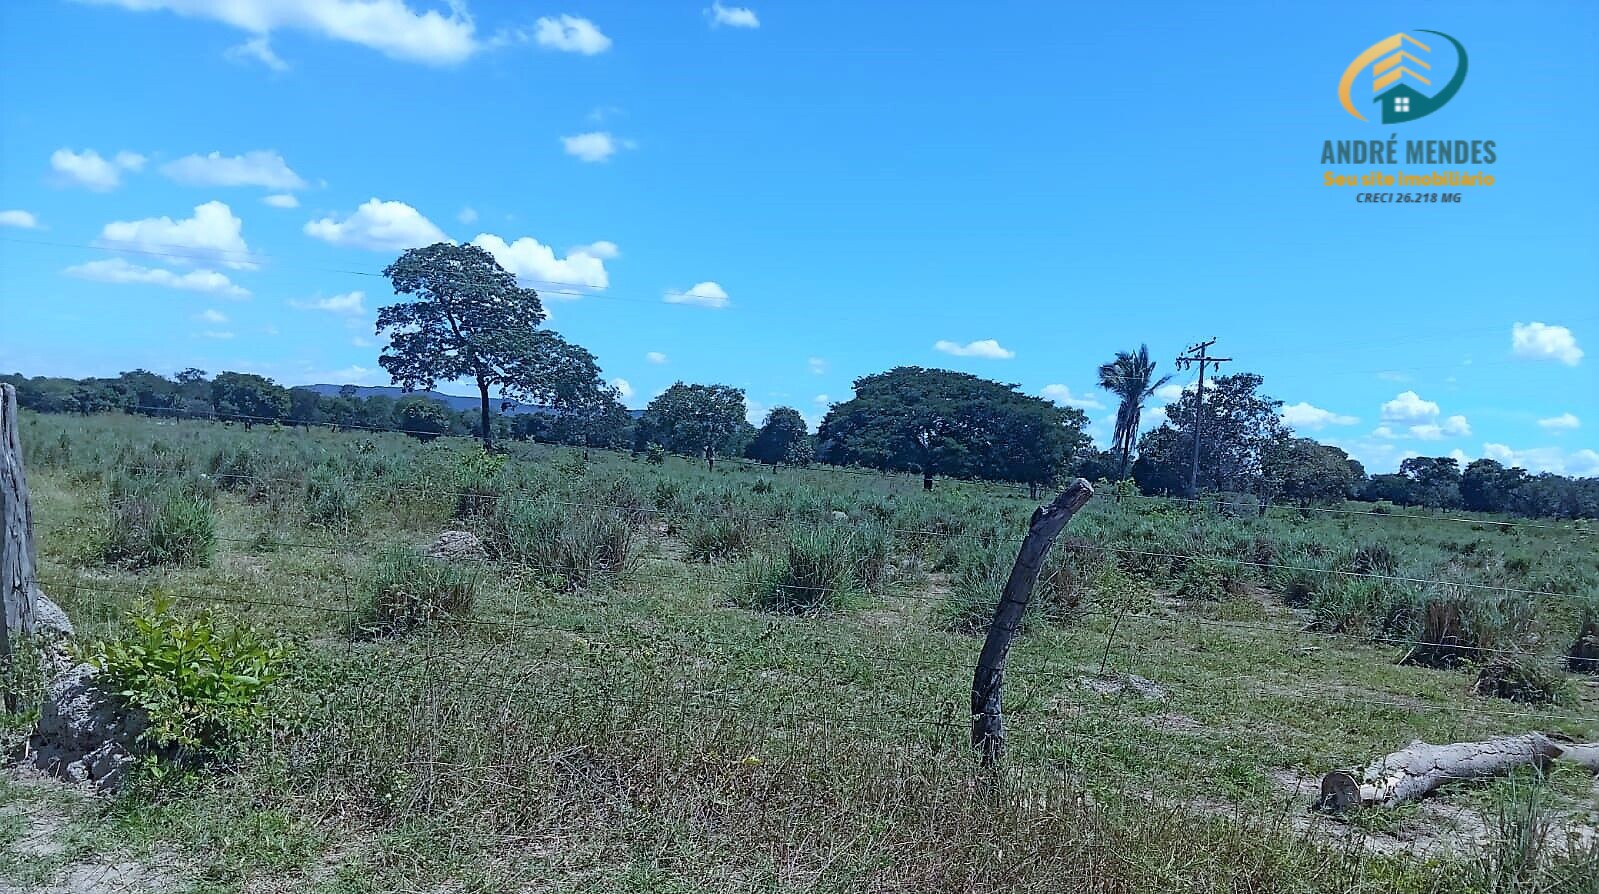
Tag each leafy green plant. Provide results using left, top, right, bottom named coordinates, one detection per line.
left=682, top=514, right=757, bottom=562
left=355, top=546, right=480, bottom=637
left=78, top=594, right=289, bottom=759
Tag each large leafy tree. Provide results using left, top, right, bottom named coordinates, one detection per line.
left=637, top=383, right=749, bottom=457
left=817, top=367, right=1088, bottom=490
left=746, top=407, right=813, bottom=466
left=1460, top=459, right=1529, bottom=513
left=210, top=372, right=290, bottom=426
left=1096, top=344, right=1172, bottom=480
left=1133, top=373, right=1287, bottom=497
left=1260, top=438, right=1365, bottom=505
left=378, top=242, right=610, bottom=449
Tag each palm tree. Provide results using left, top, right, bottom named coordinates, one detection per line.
left=1097, top=344, right=1173, bottom=480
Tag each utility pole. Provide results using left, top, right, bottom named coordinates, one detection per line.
left=1174, top=338, right=1230, bottom=500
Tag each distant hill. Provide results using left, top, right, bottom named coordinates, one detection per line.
left=298, top=384, right=643, bottom=418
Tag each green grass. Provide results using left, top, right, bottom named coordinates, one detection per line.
left=3, top=411, right=1597, bottom=893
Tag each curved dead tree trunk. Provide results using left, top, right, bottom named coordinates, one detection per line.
left=971, top=478, right=1094, bottom=767
left=1319, top=733, right=1599, bottom=811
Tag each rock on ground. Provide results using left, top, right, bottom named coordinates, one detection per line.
left=27, top=664, right=144, bottom=793
left=426, top=530, right=487, bottom=561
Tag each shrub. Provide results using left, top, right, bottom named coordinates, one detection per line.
left=303, top=468, right=358, bottom=528
left=355, top=546, right=480, bottom=637
left=645, top=443, right=666, bottom=465
left=682, top=514, right=757, bottom=562
left=1347, top=542, right=1398, bottom=576
left=1566, top=606, right=1599, bottom=673
left=730, top=526, right=873, bottom=614
left=1473, top=660, right=1570, bottom=705
left=79, top=594, right=289, bottom=760
left=1394, top=585, right=1534, bottom=668
left=1175, top=557, right=1242, bottom=601
left=454, top=447, right=506, bottom=518
left=101, top=489, right=217, bottom=569
left=496, top=499, right=635, bottom=590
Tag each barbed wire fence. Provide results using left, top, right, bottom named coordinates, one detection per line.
left=3, top=385, right=1599, bottom=890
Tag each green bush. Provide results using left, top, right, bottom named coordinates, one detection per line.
left=1394, top=585, right=1534, bottom=668
left=356, top=546, right=480, bottom=637
left=79, top=594, right=289, bottom=760
left=682, top=514, right=757, bottom=562
left=303, top=468, right=358, bottom=528
left=1472, top=659, right=1570, bottom=705
left=101, top=488, right=217, bottom=569
left=729, top=526, right=876, bottom=614
left=496, top=499, right=636, bottom=590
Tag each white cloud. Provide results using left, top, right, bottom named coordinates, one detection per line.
left=1380, top=390, right=1440, bottom=423
left=571, top=240, right=619, bottom=259
left=351, top=335, right=373, bottom=348
left=305, top=198, right=446, bottom=251
left=807, top=357, right=827, bottom=375
left=471, top=233, right=610, bottom=290
left=1483, top=443, right=1599, bottom=477
left=934, top=338, right=1014, bottom=359
left=293, top=290, right=366, bottom=315
left=1537, top=413, right=1581, bottom=431
left=813, top=394, right=829, bottom=405
left=101, top=200, right=255, bottom=269
left=664, top=281, right=729, bottom=308
left=262, top=193, right=299, bottom=208
left=610, top=377, right=633, bottom=400
left=534, top=15, right=611, bottom=54
left=1409, top=415, right=1471, bottom=440
left=85, top=0, right=481, bottom=65
left=1153, top=383, right=1186, bottom=402
left=1281, top=401, right=1358, bottom=430
left=1040, top=384, right=1103, bottom=409
left=161, top=150, right=306, bottom=190
left=224, top=35, right=287, bottom=71
left=200, top=329, right=235, bottom=340
left=50, top=148, right=144, bottom=191
left=65, top=257, right=250, bottom=298
left=194, top=308, right=228, bottom=323
left=1376, top=370, right=1411, bottom=383
left=561, top=131, right=632, bottom=162
left=0, top=210, right=40, bottom=229
left=457, top=206, right=478, bottom=224
left=1511, top=321, right=1583, bottom=366
left=706, top=3, right=759, bottom=28
left=645, top=351, right=668, bottom=364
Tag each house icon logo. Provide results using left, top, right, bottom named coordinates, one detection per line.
left=1338, top=31, right=1467, bottom=124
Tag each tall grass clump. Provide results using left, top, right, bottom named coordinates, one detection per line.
left=682, top=512, right=758, bottom=562
left=303, top=466, right=359, bottom=529
left=100, top=480, right=217, bottom=569
left=937, top=535, right=1095, bottom=632
left=494, top=498, right=636, bottom=590
left=354, top=546, right=481, bottom=638
left=729, top=525, right=880, bottom=614
left=1391, top=584, right=1535, bottom=668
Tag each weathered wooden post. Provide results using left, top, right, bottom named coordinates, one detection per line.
left=2, top=384, right=40, bottom=710
left=971, top=478, right=1093, bottom=766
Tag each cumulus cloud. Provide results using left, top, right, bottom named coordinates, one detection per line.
left=471, top=233, right=610, bottom=290
left=1483, top=443, right=1599, bottom=477
left=814, top=394, right=829, bottom=405
left=0, top=210, right=40, bottom=229
left=65, top=257, right=249, bottom=298
left=161, top=150, right=306, bottom=190
left=50, top=148, right=144, bottom=191
left=1281, top=401, right=1358, bottom=430
left=560, top=131, right=633, bottom=162
left=84, top=0, right=482, bottom=65
left=807, top=357, right=827, bottom=375
left=706, top=3, right=759, bottom=28
left=1537, top=413, right=1581, bottom=431
left=1040, top=384, right=1103, bottom=409
left=934, top=338, right=1013, bottom=359
left=664, top=282, right=729, bottom=308
left=1380, top=390, right=1440, bottom=423
left=101, top=201, right=255, bottom=269
left=570, top=240, right=619, bottom=259
left=1511, top=321, right=1583, bottom=366
left=610, top=377, right=634, bottom=400
left=224, top=35, right=287, bottom=71
left=1409, top=415, right=1471, bottom=440
left=646, top=351, right=668, bottom=364
left=292, top=290, right=366, bottom=315
left=1153, top=382, right=1186, bottom=402
left=262, top=194, right=299, bottom=208
left=305, top=198, right=446, bottom=251
left=533, top=15, right=611, bottom=54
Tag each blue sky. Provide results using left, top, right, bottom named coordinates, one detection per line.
left=1, top=0, right=1595, bottom=474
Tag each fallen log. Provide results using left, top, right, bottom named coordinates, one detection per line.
left=1319, top=733, right=1599, bottom=811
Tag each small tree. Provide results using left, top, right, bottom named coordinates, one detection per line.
left=396, top=397, right=450, bottom=441
left=747, top=407, right=813, bottom=466
left=378, top=242, right=610, bottom=450
left=637, top=383, right=748, bottom=458
left=210, top=372, right=289, bottom=426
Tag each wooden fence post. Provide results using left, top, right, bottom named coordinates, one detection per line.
left=971, top=478, right=1094, bottom=766
left=2, top=384, right=41, bottom=709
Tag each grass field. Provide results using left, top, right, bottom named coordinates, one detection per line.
left=3, top=412, right=1598, bottom=893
